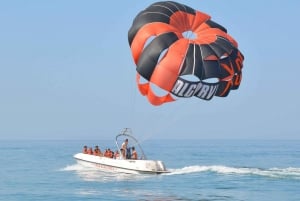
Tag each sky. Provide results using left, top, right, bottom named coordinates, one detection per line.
left=0, top=0, right=299, bottom=140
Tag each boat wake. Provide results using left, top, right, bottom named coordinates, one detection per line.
left=61, top=163, right=300, bottom=181
left=61, top=163, right=87, bottom=172
left=60, top=163, right=152, bottom=182
left=167, top=165, right=300, bottom=180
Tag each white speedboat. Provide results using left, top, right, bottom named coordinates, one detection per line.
left=74, top=128, right=169, bottom=174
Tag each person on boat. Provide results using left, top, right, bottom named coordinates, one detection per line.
left=120, top=148, right=126, bottom=159
left=111, top=151, right=114, bottom=158
left=82, top=145, right=88, bottom=154
left=121, top=139, right=128, bottom=151
left=126, top=147, right=131, bottom=159
left=87, top=147, right=93, bottom=155
left=114, top=150, right=120, bottom=159
left=94, top=146, right=102, bottom=156
left=104, top=148, right=113, bottom=158
left=108, top=149, right=113, bottom=158
left=122, top=139, right=130, bottom=159
left=104, top=149, right=109, bottom=157
left=131, top=146, right=138, bottom=160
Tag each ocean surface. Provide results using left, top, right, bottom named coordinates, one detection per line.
left=0, top=139, right=299, bottom=201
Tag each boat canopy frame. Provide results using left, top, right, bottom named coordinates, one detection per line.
left=115, top=128, right=147, bottom=160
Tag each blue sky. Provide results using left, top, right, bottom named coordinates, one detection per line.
left=0, top=1, right=299, bottom=140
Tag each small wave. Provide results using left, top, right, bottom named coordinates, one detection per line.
left=167, top=165, right=300, bottom=179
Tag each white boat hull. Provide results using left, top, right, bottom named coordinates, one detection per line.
left=74, top=153, right=169, bottom=174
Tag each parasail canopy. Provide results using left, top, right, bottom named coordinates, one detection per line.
left=128, top=1, right=244, bottom=105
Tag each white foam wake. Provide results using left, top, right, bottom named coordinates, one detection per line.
left=167, top=165, right=300, bottom=179
left=60, top=164, right=300, bottom=180
left=60, top=163, right=87, bottom=171
left=60, top=163, right=152, bottom=182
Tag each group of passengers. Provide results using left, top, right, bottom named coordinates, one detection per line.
left=82, top=145, right=102, bottom=156
left=82, top=139, right=138, bottom=160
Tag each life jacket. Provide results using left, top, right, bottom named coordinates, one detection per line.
left=104, top=150, right=109, bottom=157
left=94, top=149, right=99, bottom=156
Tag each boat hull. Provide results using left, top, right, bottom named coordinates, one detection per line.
left=74, top=153, right=169, bottom=174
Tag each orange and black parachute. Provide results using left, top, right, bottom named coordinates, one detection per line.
left=128, top=1, right=244, bottom=106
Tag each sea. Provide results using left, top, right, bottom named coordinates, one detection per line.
left=0, top=139, right=299, bottom=201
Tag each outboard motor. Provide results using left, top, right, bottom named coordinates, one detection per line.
left=156, top=161, right=167, bottom=171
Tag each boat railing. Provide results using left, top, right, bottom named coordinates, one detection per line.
left=115, top=128, right=147, bottom=160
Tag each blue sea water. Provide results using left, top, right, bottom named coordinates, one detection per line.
left=0, top=139, right=300, bottom=201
